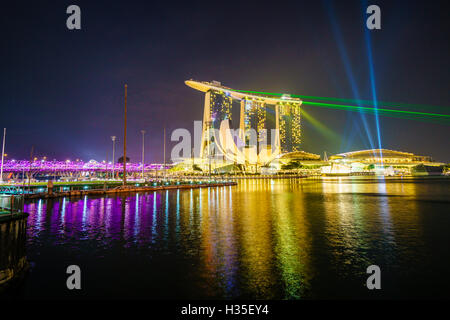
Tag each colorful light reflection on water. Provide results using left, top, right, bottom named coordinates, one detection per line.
left=13, top=178, right=450, bottom=299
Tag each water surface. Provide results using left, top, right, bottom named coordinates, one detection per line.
left=9, top=178, right=450, bottom=299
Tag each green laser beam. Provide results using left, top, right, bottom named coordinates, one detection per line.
left=235, top=89, right=450, bottom=114
left=301, top=101, right=450, bottom=118
left=301, top=102, right=450, bottom=125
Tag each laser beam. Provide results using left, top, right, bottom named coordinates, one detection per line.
left=234, top=89, right=450, bottom=124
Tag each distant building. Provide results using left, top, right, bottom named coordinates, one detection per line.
left=279, top=151, right=321, bottom=161
left=328, top=148, right=444, bottom=176
left=330, top=149, right=435, bottom=164
left=271, top=151, right=325, bottom=171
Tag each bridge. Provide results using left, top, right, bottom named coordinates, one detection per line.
left=0, top=159, right=172, bottom=181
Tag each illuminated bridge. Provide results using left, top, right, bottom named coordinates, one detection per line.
left=186, top=80, right=303, bottom=168
left=0, top=160, right=171, bottom=181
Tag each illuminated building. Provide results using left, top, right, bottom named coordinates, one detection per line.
left=185, top=80, right=303, bottom=169
left=0, top=159, right=171, bottom=181
left=279, top=151, right=321, bottom=161
left=330, top=149, right=434, bottom=163
left=329, top=149, right=445, bottom=176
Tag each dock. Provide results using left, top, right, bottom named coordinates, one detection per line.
left=16, top=180, right=237, bottom=199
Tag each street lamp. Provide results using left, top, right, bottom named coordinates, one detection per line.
left=205, top=121, right=213, bottom=180
left=141, top=130, right=146, bottom=181
left=123, top=84, right=127, bottom=186
left=111, top=136, right=116, bottom=180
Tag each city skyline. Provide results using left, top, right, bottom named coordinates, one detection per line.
left=1, top=0, right=449, bottom=163
left=2, top=0, right=450, bottom=304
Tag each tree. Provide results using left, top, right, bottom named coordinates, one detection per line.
left=281, top=161, right=303, bottom=170
left=117, top=156, right=130, bottom=163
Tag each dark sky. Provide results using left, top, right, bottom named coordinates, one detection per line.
left=1, top=0, right=449, bottom=163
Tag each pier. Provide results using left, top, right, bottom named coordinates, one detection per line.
left=1, top=180, right=237, bottom=199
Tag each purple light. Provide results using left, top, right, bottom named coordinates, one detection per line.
left=1, top=160, right=171, bottom=173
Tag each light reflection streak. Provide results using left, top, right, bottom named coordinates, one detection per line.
left=238, top=182, right=273, bottom=298
left=105, top=197, right=114, bottom=237
left=82, top=195, right=88, bottom=231
left=124, top=196, right=132, bottom=242
left=272, top=181, right=309, bottom=298
left=37, top=199, right=43, bottom=224
left=189, top=189, right=194, bottom=228
left=61, top=197, right=66, bottom=227
left=134, top=194, right=140, bottom=240
left=152, top=191, right=157, bottom=242
left=164, top=190, right=169, bottom=243
left=176, top=189, right=180, bottom=237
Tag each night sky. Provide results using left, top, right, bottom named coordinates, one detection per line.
left=1, top=0, right=449, bottom=163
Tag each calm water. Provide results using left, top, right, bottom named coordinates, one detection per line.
left=7, top=178, right=450, bottom=299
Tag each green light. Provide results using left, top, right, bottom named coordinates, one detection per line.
left=299, top=108, right=340, bottom=142
left=302, top=101, right=450, bottom=118
left=235, top=89, right=448, bottom=110
left=234, top=88, right=450, bottom=123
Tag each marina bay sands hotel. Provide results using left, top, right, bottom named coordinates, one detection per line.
left=185, top=80, right=304, bottom=170
left=184, top=80, right=444, bottom=176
